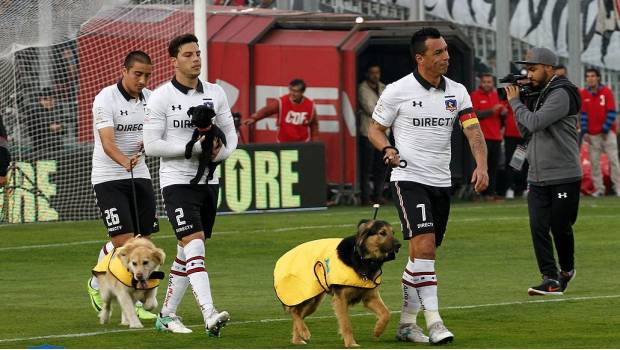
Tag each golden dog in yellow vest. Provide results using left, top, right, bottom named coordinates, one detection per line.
left=274, top=219, right=401, bottom=347
left=92, top=236, right=165, bottom=328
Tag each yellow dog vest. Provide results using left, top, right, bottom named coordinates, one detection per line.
left=92, top=250, right=162, bottom=290
left=274, top=238, right=381, bottom=306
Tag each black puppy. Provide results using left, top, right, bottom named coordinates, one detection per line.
left=184, top=105, right=227, bottom=184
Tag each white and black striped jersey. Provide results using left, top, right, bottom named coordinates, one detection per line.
left=372, top=70, right=477, bottom=187
left=91, top=82, right=151, bottom=185
left=143, top=77, right=238, bottom=189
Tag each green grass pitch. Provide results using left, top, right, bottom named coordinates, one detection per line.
left=1, top=198, right=619, bottom=348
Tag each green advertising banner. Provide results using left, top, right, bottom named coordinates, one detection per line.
left=0, top=142, right=326, bottom=223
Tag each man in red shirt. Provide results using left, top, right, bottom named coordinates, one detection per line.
left=471, top=73, right=504, bottom=199
left=581, top=68, right=620, bottom=196
left=243, top=79, right=318, bottom=142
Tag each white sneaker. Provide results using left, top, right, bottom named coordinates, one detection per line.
left=155, top=313, right=193, bottom=334
left=505, top=188, right=515, bottom=199
left=205, top=309, right=230, bottom=337
left=591, top=191, right=603, bottom=197
left=396, top=323, right=429, bottom=343
left=428, top=321, right=454, bottom=344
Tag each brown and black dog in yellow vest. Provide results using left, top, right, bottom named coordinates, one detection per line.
left=92, top=237, right=165, bottom=328
left=274, top=219, right=401, bottom=347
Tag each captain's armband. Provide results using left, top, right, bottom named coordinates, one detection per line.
left=458, top=108, right=479, bottom=129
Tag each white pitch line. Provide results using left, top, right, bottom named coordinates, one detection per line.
left=2, top=213, right=619, bottom=252
left=1, top=294, right=618, bottom=344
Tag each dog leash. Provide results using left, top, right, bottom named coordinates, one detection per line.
left=129, top=148, right=144, bottom=235
left=372, top=146, right=407, bottom=209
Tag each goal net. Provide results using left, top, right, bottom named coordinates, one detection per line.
left=0, top=0, right=194, bottom=223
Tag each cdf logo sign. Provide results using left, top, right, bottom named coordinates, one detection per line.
left=253, top=85, right=356, bottom=137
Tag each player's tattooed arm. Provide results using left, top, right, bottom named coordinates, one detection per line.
left=464, top=124, right=487, bottom=162
left=463, top=123, right=489, bottom=193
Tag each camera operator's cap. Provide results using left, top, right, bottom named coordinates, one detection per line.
left=514, top=47, right=558, bottom=67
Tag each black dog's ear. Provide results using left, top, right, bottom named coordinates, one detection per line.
left=187, top=106, right=195, bottom=117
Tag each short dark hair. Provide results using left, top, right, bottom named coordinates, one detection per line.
left=555, top=64, right=566, bottom=70
left=479, top=72, right=494, bottom=80
left=366, top=63, right=381, bottom=71
left=289, top=78, right=306, bottom=91
left=168, top=33, right=198, bottom=58
left=123, top=51, right=152, bottom=69
left=410, top=27, right=442, bottom=58
left=586, top=68, right=600, bottom=77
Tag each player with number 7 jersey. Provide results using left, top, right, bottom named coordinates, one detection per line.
left=368, top=28, right=488, bottom=345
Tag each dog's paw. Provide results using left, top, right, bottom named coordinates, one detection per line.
left=98, top=312, right=110, bottom=324
left=129, top=322, right=144, bottom=329
left=291, top=339, right=307, bottom=345
left=344, top=342, right=360, bottom=348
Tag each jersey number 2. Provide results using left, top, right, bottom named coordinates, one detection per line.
left=175, top=208, right=186, bottom=226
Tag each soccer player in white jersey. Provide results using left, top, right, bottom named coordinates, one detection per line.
left=369, top=28, right=489, bottom=345
left=88, top=51, right=158, bottom=320
left=144, top=34, right=238, bottom=336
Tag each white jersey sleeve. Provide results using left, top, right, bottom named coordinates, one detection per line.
left=459, top=86, right=474, bottom=112
left=372, top=83, right=400, bottom=127
left=143, top=89, right=189, bottom=158
left=93, top=94, right=115, bottom=130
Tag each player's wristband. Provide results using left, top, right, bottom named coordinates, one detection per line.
left=382, top=146, right=399, bottom=155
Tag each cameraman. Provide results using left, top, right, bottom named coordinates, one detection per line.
left=505, top=48, right=581, bottom=296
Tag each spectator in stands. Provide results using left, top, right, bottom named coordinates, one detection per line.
left=501, top=99, right=528, bottom=199
left=471, top=73, right=504, bottom=200
left=555, top=64, right=567, bottom=78
left=243, top=79, right=318, bottom=142
left=358, top=63, right=387, bottom=205
left=25, top=87, right=65, bottom=159
left=581, top=68, right=620, bottom=196
left=54, top=45, right=78, bottom=104
left=0, top=113, right=9, bottom=186
left=53, top=44, right=79, bottom=146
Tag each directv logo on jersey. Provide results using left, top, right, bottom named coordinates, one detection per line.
left=116, top=124, right=143, bottom=131
left=173, top=120, right=194, bottom=128
left=412, top=117, right=454, bottom=127
left=445, top=99, right=457, bottom=112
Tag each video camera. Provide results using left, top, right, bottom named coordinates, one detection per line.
left=497, top=73, right=539, bottom=101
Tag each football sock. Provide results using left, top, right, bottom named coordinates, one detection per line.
left=411, top=258, right=443, bottom=327
left=183, top=239, right=215, bottom=322
left=91, top=241, right=114, bottom=291
left=160, top=244, right=190, bottom=317
left=400, top=258, right=421, bottom=325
